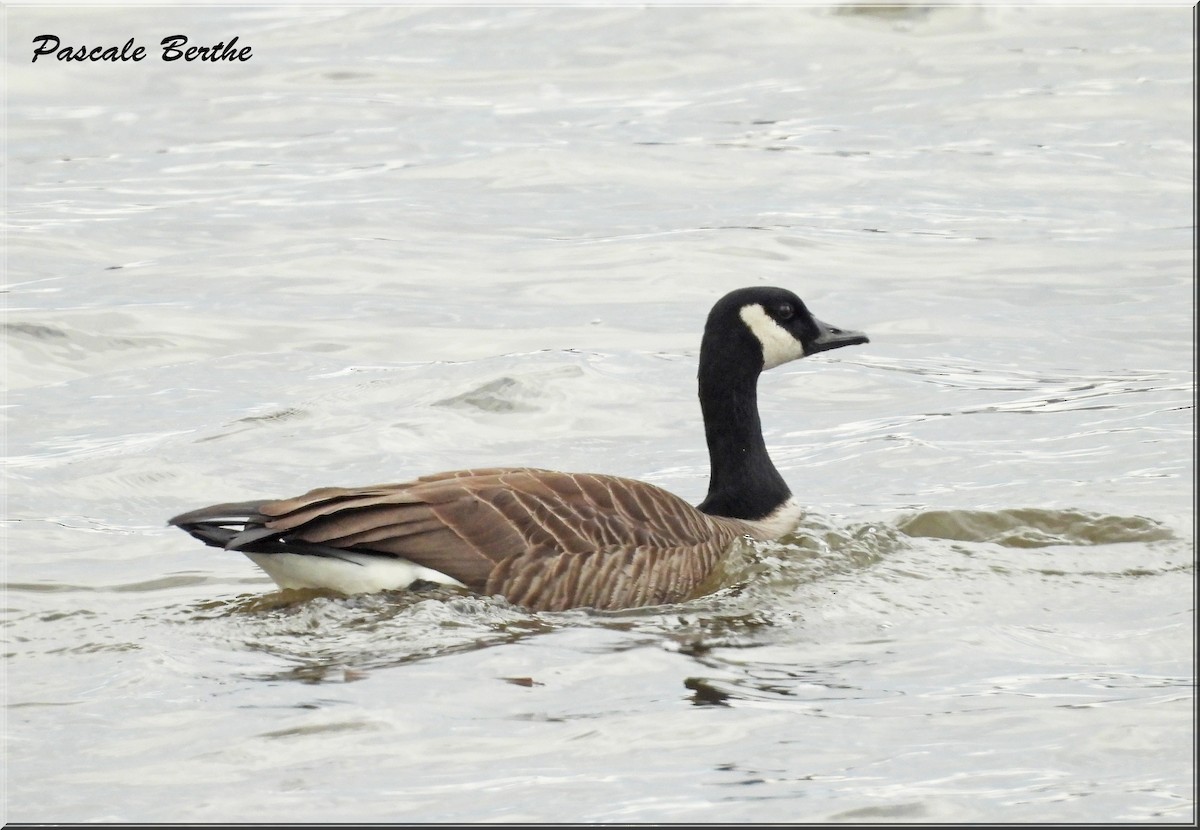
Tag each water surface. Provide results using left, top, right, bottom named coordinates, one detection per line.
left=4, top=5, right=1194, bottom=823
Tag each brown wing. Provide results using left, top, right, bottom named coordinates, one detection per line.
left=254, top=467, right=749, bottom=611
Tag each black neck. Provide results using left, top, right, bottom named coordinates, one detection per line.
left=695, top=368, right=792, bottom=521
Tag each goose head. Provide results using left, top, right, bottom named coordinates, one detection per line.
left=701, top=286, right=869, bottom=377
left=694, top=286, right=868, bottom=523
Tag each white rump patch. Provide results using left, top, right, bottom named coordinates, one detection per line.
left=244, top=551, right=465, bottom=595
left=739, top=304, right=806, bottom=370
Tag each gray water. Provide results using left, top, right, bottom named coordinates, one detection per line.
left=3, top=4, right=1194, bottom=823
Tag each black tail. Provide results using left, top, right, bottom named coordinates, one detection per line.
left=168, top=500, right=266, bottom=550
left=169, top=500, right=367, bottom=561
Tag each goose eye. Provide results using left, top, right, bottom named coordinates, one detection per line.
left=776, top=303, right=795, bottom=320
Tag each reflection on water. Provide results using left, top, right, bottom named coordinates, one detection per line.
left=176, top=589, right=552, bottom=682
left=897, top=507, right=1175, bottom=548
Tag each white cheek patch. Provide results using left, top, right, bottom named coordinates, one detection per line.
left=739, top=304, right=806, bottom=369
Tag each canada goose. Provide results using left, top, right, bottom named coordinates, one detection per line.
left=169, top=286, right=868, bottom=611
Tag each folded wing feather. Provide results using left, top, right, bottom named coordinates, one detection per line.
left=222, top=467, right=751, bottom=610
